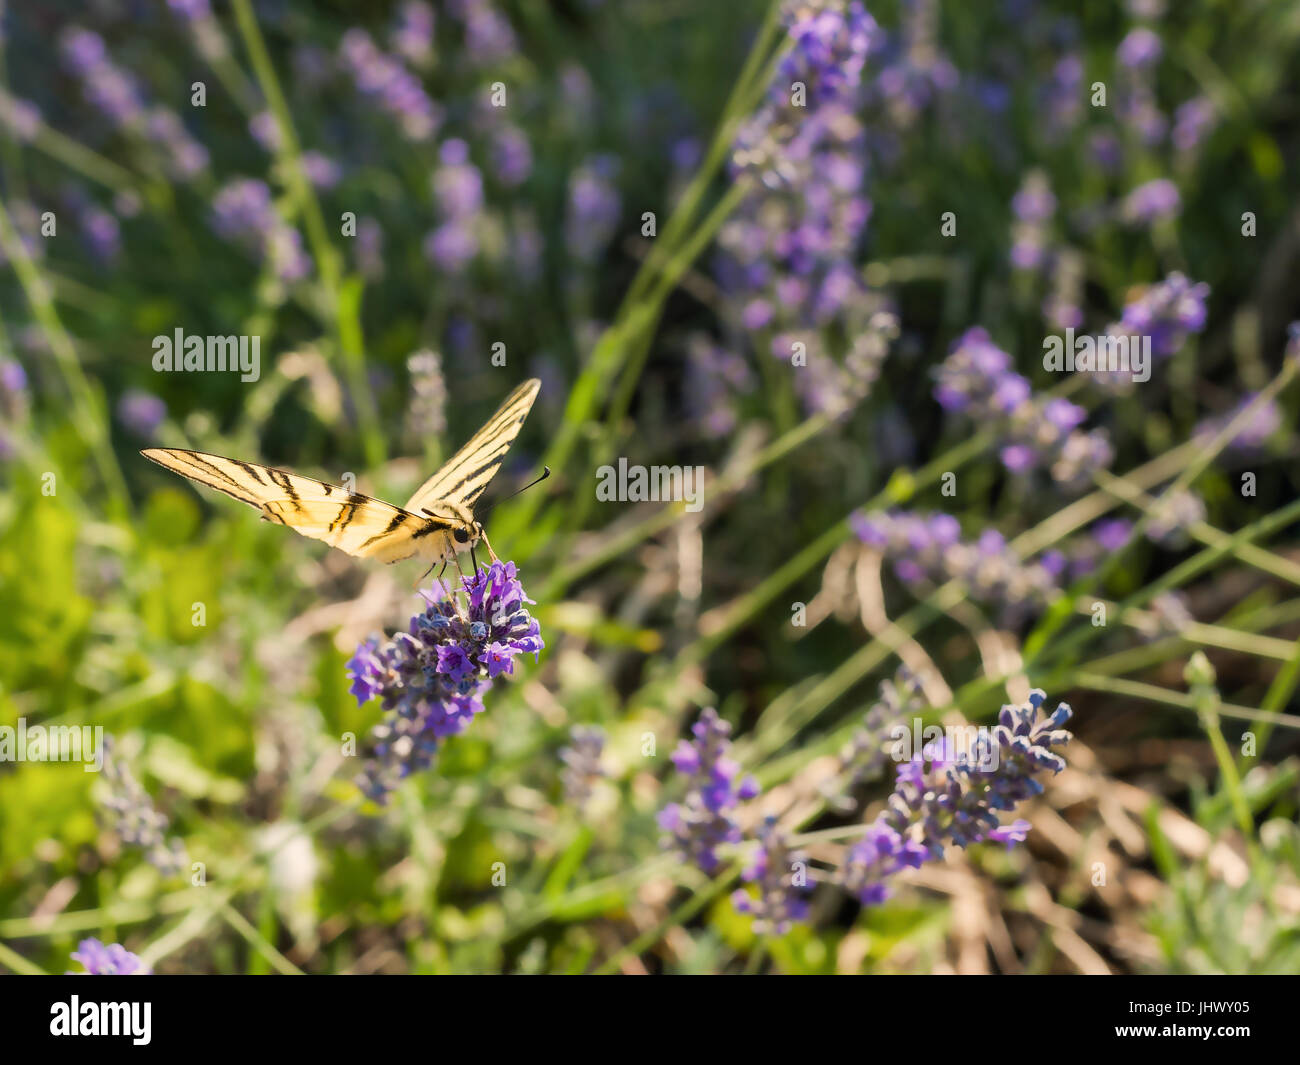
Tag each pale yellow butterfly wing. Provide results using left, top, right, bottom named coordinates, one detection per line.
left=140, top=448, right=452, bottom=564
left=404, top=378, right=541, bottom=514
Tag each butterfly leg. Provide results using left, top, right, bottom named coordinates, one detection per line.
left=479, top=531, right=501, bottom=564
left=447, top=550, right=472, bottom=620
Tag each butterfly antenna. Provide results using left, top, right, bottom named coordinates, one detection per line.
left=479, top=466, right=551, bottom=518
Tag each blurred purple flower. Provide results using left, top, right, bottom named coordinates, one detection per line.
left=355, top=217, right=385, bottom=280
left=1122, top=178, right=1180, bottom=224
left=340, top=28, right=441, bottom=140
left=249, top=110, right=281, bottom=151
left=117, top=390, right=166, bottom=438
left=559, top=725, right=607, bottom=807
left=1172, top=96, right=1215, bottom=153
left=60, top=28, right=145, bottom=127
left=405, top=348, right=447, bottom=439
left=732, top=816, right=813, bottom=934
left=99, top=735, right=187, bottom=876
left=424, top=220, right=479, bottom=272
left=449, top=0, right=518, bottom=66
left=391, top=1, right=435, bottom=67
left=0, top=90, right=40, bottom=141
left=301, top=151, right=342, bottom=189
left=565, top=155, right=621, bottom=263
left=934, top=328, right=1112, bottom=485
left=433, top=139, right=484, bottom=216
left=852, top=507, right=1069, bottom=625
left=1111, top=272, right=1209, bottom=358
left=491, top=126, right=533, bottom=186
left=70, top=939, right=149, bottom=975
left=80, top=205, right=121, bottom=262
left=1194, top=393, right=1281, bottom=452
left=1117, top=27, right=1162, bottom=68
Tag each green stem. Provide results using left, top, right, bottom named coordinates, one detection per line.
left=0, top=197, right=130, bottom=518
left=591, top=863, right=740, bottom=975
left=229, top=0, right=385, bottom=470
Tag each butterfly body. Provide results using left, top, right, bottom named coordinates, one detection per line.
left=141, top=378, right=540, bottom=569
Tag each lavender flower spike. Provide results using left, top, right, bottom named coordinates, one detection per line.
left=732, top=816, right=813, bottom=935
left=840, top=690, right=1073, bottom=906
left=658, top=708, right=759, bottom=874
left=99, top=737, right=187, bottom=876
left=69, top=939, right=149, bottom=975
left=348, top=560, right=543, bottom=803
left=559, top=725, right=607, bottom=807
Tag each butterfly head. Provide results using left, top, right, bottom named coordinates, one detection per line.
left=451, top=520, right=485, bottom=552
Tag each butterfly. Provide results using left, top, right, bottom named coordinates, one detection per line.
left=141, top=378, right=543, bottom=579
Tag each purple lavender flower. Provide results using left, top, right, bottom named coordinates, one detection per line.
left=559, top=725, right=607, bottom=807
left=266, top=225, right=312, bottom=282
left=391, top=1, right=435, bottom=67
left=852, top=508, right=1072, bottom=625
left=684, top=333, right=755, bottom=439
left=1122, top=178, right=1180, bottom=224
left=0, top=90, right=41, bottom=141
left=168, top=0, right=211, bottom=17
left=80, top=205, right=121, bottom=262
left=0, top=358, right=29, bottom=430
left=1010, top=170, right=1055, bottom=271
left=509, top=210, right=543, bottom=283
left=840, top=690, right=1072, bottom=905
left=1041, top=53, right=1083, bottom=134
left=837, top=670, right=926, bottom=798
left=433, top=139, right=484, bottom=217
left=1172, top=96, right=1215, bottom=153
left=168, top=0, right=228, bottom=62
left=1089, top=129, right=1123, bottom=173
left=1043, top=248, right=1085, bottom=331
left=211, top=179, right=311, bottom=282
left=348, top=560, right=543, bottom=802
left=731, top=2, right=877, bottom=186
left=301, top=151, right=342, bottom=189
left=1117, top=27, right=1162, bottom=69
left=249, top=111, right=281, bottom=152
left=69, top=939, right=149, bottom=975
left=1094, top=518, right=1133, bottom=553
left=934, top=328, right=1112, bottom=485
left=449, top=0, right=518, bottom=66
left=873, top=0, right=959, bottom=127
left=354, top=217, right=385, bottom=280
left=60, top=28, right=145, bottom=128
left=211, top=178, right=275, bottom=241
left=423, top=220, right=478, bottom=272
left=1, top=360, right=27, bottom=397
left=1107, top=272, right=1209, bottom=360
left=406, top=349, right=447, bottom=440
left=1194, top=393, right=1281, bottom=452
left=145, top=109, right=209, bottom=180
left=491, top=126, right=533, bottom=186
left=732, top=816, right=813, bottom=935
left=777, top=1, right=876, bottom=108
left=339, top=28, right=441, bottom=141
left=1145, top=488, right=1205, bottom=548
left=117, top=389, right=166, bottom=439
left=658, top=708, right=759, bottom=874
left=99, top=736, right=187, bottom=876
left=565, top=156, right=621, bottom=263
